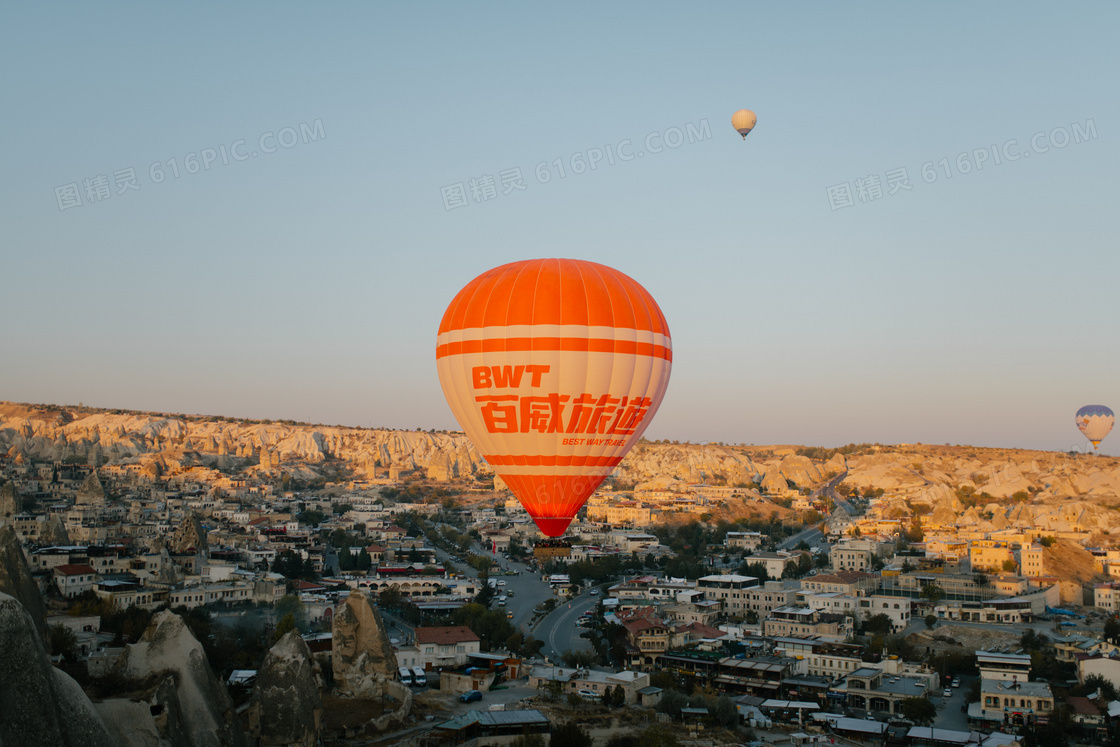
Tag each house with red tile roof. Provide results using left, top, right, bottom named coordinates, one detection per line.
left=53, top=564, right=97, bottom=598
left=413, top=626, right=481, bottom=667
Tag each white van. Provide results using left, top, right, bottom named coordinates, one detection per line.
left=398, top=667, right=413, bottom=686
left=411, top=667, right=426, bottom=687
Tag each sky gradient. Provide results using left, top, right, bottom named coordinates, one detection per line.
left=2, top=2, right=1118, bottom=454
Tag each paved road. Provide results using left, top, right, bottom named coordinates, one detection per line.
left=932, top=675, right=974, bottom=732
left=779, top=526, right=824, bottom=550
left=488, top=558, right=556, bottom=634
left=815, top=470, right=848, bottom=502
left=536, top=591, right=598, bottom=660
left=425, top=531, right=559, bottom=636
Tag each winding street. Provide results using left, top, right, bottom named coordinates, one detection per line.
left=535, top=591, right=598, bottom=660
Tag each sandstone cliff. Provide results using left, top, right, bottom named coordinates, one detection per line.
left=0, top=525, right=48, bottom=643
left=3, top=403, right=1119, bottom=533
left=248, top=630, right=323, bottom=747
left=99, top=609, right=246, bottom=747
left=332, top=591, right=398, bottom=696
left=0, top=591, right=114, bottom=746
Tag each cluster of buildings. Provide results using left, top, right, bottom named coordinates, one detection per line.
left=0, top=458, right=495, bottom=629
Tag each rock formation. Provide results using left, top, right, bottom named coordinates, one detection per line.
left=40, top=512, right=71, bottom=546
left=0, top=591, right=114, bottom=746
left=75, top=470, right=106, bottom=505
left=825, top=452, right=848, bottom=475
left=98, top=609, right=246, bottom=747
left=332, top=591, right=398, bottom=696
left=778, top=455, right=823, bottom=489
left=247, top=630, right=322, bottom=746
left=760, top=471, right=789, bottom=494
left=169, top=513, right=209, bottom=555
left=0, top=525, right=48, bottom=643
left=0, top=480, right=19, bottom=523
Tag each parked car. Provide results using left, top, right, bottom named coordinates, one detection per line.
left=460, top=690, right=483, bottom=703
left=951, top=679, right=961, bottom=688
left=943, top=689, right=952, bottom=697
left=578, top=689, right=601, bottom=700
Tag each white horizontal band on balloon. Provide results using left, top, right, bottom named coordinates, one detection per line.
left=437, top=326, right=671, bottom=348
left=437, top=339, right=672, bottom=361
left=484, top=465, right=616, bottom=476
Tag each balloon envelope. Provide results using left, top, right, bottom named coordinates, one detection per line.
left=1076, top=405, right=1114, bottom=449
left=732, top=109, right=757, bottom=138
left=436, top=259, right=672, bottom=537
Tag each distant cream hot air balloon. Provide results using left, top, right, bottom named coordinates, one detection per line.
left=732, top=109, right=757, bottom=139
left=1076, top=405, right=1114, bottom=450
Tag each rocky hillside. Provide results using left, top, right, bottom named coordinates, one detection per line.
left=3, top=402, right=1120, bottom=529
left=0, top=402, right=484, bottom=484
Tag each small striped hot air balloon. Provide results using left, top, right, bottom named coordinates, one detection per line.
left=436, top=259, right=672, bottom=537
left=1076, top=405, right=1114, bottom=450
left=732, top=109, right=757, bottom=139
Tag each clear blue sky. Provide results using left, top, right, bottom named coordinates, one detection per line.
left=2, top=2, right=1118, bottom=454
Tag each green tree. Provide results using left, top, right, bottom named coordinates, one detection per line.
left=656, top=689, right=688, bottom=719
left=357, top=548, right=372, bottom=571
left=50, top=624, right=77, bottom=659
left=738, top=561, right=770, bottom=583
left=297, top=509, right=325, bottom=527
left=520, top=636, right=545, bottom=659
left=639, top=724, right=680, bottom=747
left=552, top=723, right=592, bottom=747
left=1105, top=616, right=1120, bottom=645
left=905, top=515, right=924, bottom=543
left=709, top=695, right=739, bottom=728
left=275, top=594, right=306, bottom=622
left=925, top=613, right=937, bottom=629
left=1075, top=674, right=1119, bottom=702
left=920, top=583, right=944, bottom=604
left=339, top=548, right=355, bottom=571
left=1002, top=558, right=1019, bottom=573
left=274, top=613, right=297, bottom=641
left=379, top=587, right=404, bottom=609
left=607, top=736, right=640, bottom=747
left=863, top=613, right=893, bottom=636
left=899, top=696, right=937, bottom=725
left=1021, top=708, right=1071, bottom=747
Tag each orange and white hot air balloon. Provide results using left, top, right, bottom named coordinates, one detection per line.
left=436, top=259, right=672, bottom=537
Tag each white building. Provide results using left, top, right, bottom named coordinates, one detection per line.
left=53, top=564, right=97, bottom=598
left=697, top=574, right=761, bottom=616
left=412, top=626, right=482, bottom=668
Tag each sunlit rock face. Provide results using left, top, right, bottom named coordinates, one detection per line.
left=332, top=591, right=398, bottom=697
